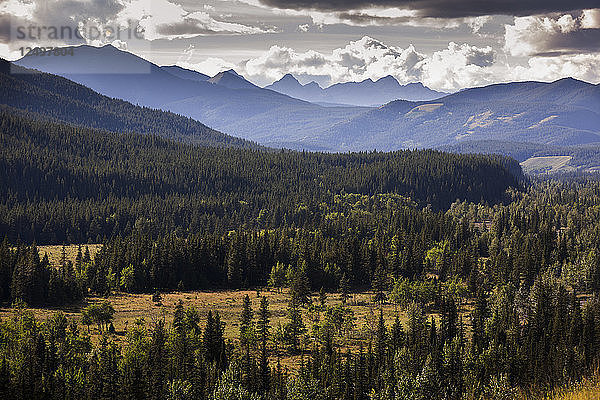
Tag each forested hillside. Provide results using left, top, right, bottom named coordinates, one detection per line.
left=3, top=169, right=600, bottom=399
left=0, top=59, right=255, bottom=148
left=0, top=110, right=522, bottom=244
left=6, top=105, right=600, bottom=400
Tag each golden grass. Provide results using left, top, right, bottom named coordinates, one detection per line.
left=37, top=244, right=103, bottom=267
left=544, top=379, right=600, bottom=400
left=0, top=288, right=468, bottom=371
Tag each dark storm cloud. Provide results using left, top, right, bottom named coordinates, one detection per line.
left=545, top=29, right=600, bottom=54
left=258, top=0, right=598, bottom=18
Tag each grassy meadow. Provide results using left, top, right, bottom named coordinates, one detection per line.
left=0, top=287, right=448, bottom=370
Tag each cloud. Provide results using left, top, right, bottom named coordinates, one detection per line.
left=581, top=8, right=600, bottom=28
left=178, top=56, right=236, bottom=76
left=0, top=0, right=274, bottom=51
left=116, top=0, right=276, bottom=40
left=256, top=0, right=597, bottom=19
left=297, top=23, right=309, bottom=32
left=237, top=1, right=477, bottom=29
left=512, top=53, right=600, bottom=83
left=465, top=16, right=491, bottom=33
left=175, top=45, right=236, bottom=76
left=241, top=35, right=497, bottom=91
left=421, top=42, right=496, bottom=90
left=504, top=9, right=600, bottom=56
left=306, top=9, right=462, bottom=28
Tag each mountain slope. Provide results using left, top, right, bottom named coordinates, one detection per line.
left=161, top=65, right=209, bottom=82
left=320, top=78, right=600, bottom=152
left=208, top=69, right=259, bottom=89
left=17, top=45, right=600, bottom=155
left=266, top=73, right=446, bottom=105
left=0, top=58, right=256, bottom=148
left=16, top=45, right=204, bottom=108
left=16, top=45, right=370, bottom=146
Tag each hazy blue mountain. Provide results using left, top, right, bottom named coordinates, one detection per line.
left=161, top=65, right=209, bottom=82
left=265, top=73, right=447, bottom=106
left=207, top=69, right=259, bottom=90
left=265, top=74, right=323, bottom=98
left=0, top=58, right=256, bottom=148
left=16, top=45, right=205, bottom=108
left=15, top=45, right=369, bottom=147
left=317, top=78, right=600, bottom=152
left=16, top=45, right=600, bottom=160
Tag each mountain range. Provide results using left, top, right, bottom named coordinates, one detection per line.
left=13, top=44, right=600, bottom=172
left=0, top=58, right=255, bottom=148
left=265, top=73, right=446, bottom=106
left=321, top=78, right=600, bottom=151
left=15, top=45, right=369, bottom=148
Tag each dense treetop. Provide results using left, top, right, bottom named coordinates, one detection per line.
left=0, top=110, right=522, bottom=243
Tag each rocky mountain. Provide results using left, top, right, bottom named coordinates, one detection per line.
left=317, top=78, right=600, bottom=152
left=16, top=45, right=600, bottom=170
left=265, top=73, right=446, bottom=106
left=16, top=45, right=369, bottom=147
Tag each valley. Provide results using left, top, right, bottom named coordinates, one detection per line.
left=3, top=39, right=600, bottom=400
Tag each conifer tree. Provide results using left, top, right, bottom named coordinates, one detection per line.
left=256, top=296, right=271, bottom=394
left=286, top=299, right=306, bottom=354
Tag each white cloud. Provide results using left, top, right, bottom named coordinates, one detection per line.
left=241, top=36, right=498, bottom=91
left=178, top=56, right=235, bottom=76
left=176, top=45, right=236, bottom=76
left=422, top=42, right=496, bottom=90
left=504, top=9, right=600, bottom=56
left=581, top=9, right=600, bottom=29
left=0, top=0, right=35, bottom=19
left=512, top=53, right=600, bottom=83
left=115, top=0, right=276, bottom=40
left=0, top=42, right=22, bottom=59
left=465, top=16, right=491, bottom=33
left=1, top=0, right=275, bottom=51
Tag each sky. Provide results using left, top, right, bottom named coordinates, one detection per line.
left=1, top=0, right=599, bottom=91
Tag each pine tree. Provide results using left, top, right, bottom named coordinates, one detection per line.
left=372, top=265, right=388, bottom=305
left=256, top=296, right=271, bottom=394
left=289, top=261, right=310, bottom=306
left=319, top=287, right=327, bottom=308
left=239, top=294, right=254, bottom=387
left=471, top=287, right=488, bottom=355
left=375, top=310, right=387, bottom=367
left=286, top=299, right=306, bottom=354
left=339, top=273, right=350, bottom=305
left=240, top=294, right=254, bottom=351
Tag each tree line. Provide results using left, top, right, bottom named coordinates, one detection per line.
left=0, top=110, right=522, bottom=244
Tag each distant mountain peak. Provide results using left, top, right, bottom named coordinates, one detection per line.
left=552, top=76, right=587, bottom=87
left=555, top=76, right=578, bottom=82
left=281, top=73, right=297, bottom=80
left=208, top=69, right=258, bottom=90
left=377, top=75, right=397, bottom=83
left=266, top=71, right=445, bottom=105
left=224, top=69, right=242, bottom=77
left=304, top=81, right=321, bottom=89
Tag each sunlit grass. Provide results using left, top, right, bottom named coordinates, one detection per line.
left=542, top=377, right=600, bottom=400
